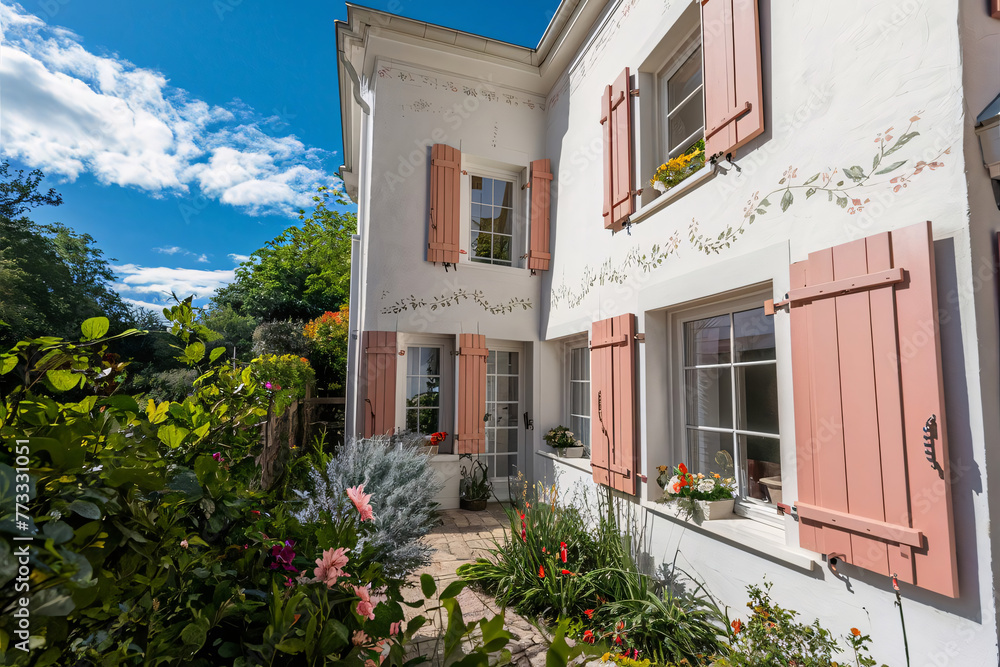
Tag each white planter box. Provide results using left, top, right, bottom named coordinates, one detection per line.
left=427, top=454, right=461, bottom=510
left=696, top=499, right=735, bottom=520
left=554, top=446, right=585, bottom=458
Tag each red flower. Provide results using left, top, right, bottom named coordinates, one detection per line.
left=539, top=565, right=545, bottom=578
left=731, top=619, right=743, bottom=634
left=678, top=462, right=688, bottom=475
left=542, top=547, right=546, bottom=553
left=561, top=569, right=572, bottom=576
left=583, top=630, right=595, bottom=644
left=560, top=542, right=568, bottom=563
left=584, top=609, right=594, bottom=619
left=614, top=635, right=623, bottom=645
left=616, top=620, right=625, bottom=631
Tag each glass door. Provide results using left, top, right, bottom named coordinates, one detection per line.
left=485, top=350, right=520, bottom=499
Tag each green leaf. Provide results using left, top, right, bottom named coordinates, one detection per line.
left=883, top=131, right=919, bottom=157
left=440, top=580, right=466, bottom=600
left=183, top=342, right=206, bottom=364
left=780, top=189, right=794, bottom=212
left=167, top=468, right=203, bottom=502
left=420, top=573, right=437, bottom=599
left=0, top=355, right=16, bottom=375
left=101, top=395, right=140, bottom=414
left=805, top=188, right=817, bottom=199
left=157, top=424, right=190, bottom=449
left=46, top=369, right=81, bottom=392
left=837, top=196, right=849, bottom=208
left=68, top=500, right=101, bottom=520
left=276, top=638, right=307, bottom=654
left=760, top=198, right=770, bottom=207
left=843, top=165, right=866, bottom=182
left=32, top=587, right=75, bottom=616
left=180, top=621, right=208, bottom=649
left=803, top=173, right=820, bottom=185
left=874, top=160, right=907, bottom=175
left=209, top=346, right=226, bottom=363
left=42, top=521, right=74, bottom=544
left=80, top=317, right=109, bottom=341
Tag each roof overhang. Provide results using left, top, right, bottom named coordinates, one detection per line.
left=335, top=0, right=606, bottom=202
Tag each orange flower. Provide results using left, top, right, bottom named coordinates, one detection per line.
left=851, top=627, right=861, bottom=637
left=583, top=630, right=595, bottom=644
left=584, top=609, right=594, bottom=619
left=731, top=619, right=743, bottom=634
left=678, top=463, right=688, bottom=475
left=538, top=565, right=545, bottom=578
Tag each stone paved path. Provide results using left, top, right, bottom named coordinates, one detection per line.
left=403, top=503, right=552, bottom=666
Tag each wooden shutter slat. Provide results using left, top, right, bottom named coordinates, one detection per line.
left=456, top=334, right=488, bottom=454
left=528, top=159, right=553, bottom=271
left=428, top=144, right=461, bottom=264
left=790, top=221, right=958, bottom=597
left=802, top=247, right=855, bottom=566
left=785, top=267, right=904, bottom=304
left=833, top=238, right=890, bottom=573
left=362, top=331, right=396, bottom=438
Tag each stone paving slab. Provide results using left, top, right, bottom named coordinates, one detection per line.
left=404, top=503, right=555, bottom=666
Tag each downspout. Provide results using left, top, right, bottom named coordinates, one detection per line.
left=346, top=233, right=363, bottom=440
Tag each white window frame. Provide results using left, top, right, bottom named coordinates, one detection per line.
left=669, top=289, right=782, bottom=528
left=561, top=335, right=591, bottom=452
left=483, top=340, right=525, bottom=500
left=395, top=333, right=455, bottom=442
left=459, top=157, right=528, bottom=271
left=656, top=31, right=704, bottom=162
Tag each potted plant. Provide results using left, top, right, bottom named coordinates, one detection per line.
left=543, top=425, right=585, bottom=458
left=649, top=140, right=705, bottom=195
left=658, top=462, right=736, bottom=521
left=459, top=456, right=492, bottom=511
left=421, top=430, right=448, bottom=455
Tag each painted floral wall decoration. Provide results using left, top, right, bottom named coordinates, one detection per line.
left=381, top=289, right=532, bottom=315
left=551, top=116, right=949, bottom=309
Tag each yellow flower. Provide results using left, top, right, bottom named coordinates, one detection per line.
left=601, top=653, right=612, bottom=663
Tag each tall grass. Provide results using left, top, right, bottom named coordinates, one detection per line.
left=458, top=482, right=726, bottom=664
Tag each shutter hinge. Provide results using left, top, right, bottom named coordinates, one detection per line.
left=522, top=182, right=531, bottom=190
left=630, top=89, right=640, bottom=97
left=634, top=333, right=645, bottom=342
left=776, top=503, right=797, bottom=519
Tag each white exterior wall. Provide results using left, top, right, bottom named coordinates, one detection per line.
left=342, top=0, right=1000, bottom=663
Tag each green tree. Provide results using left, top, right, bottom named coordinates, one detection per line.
left=212, top=186, right=357, bottom=321
left=0, top=161, right=147, bottom=349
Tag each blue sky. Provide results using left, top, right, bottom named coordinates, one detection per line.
left=0, top=0, right=558, bottom=312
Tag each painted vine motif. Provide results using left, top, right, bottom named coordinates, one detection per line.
left=551, top=116, right=948, bottom=309
left=381, top=290, right=532, bottom=315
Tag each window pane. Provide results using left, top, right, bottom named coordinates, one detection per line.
left=737, top=364, right=779, bottom=434
left=667, top=46, right=702, bottom=110
left=684, top=316, right=731, bottom=366
left=571, top=347, right=589, bottom=381
left=407, top=347, right=420, bottom=375
left=493, top=208, right=510, bottom=234
left=497, top=376, right=517, bottom=402
left=495, top=351, right=513, bottom=374
left=493, top=235, right=511, bottom=263
left=571, top=415, right=590, bottom=447
left=471, top=232, right=491, bottom=259
left=570, top=382, right=589, bottom=417
left=685, top=368, right=733, bottom=429
left=667, top=96, right=704, bottom=154
left=487, top=351, right=496, bottom=374
left=420, top=347, right=440, bottom=374
left=494, top=179, right=512, bottom=208
left=480, top=177, right=494, bottom=204
left=686, top=428, right=735, bottom=479
left=472, top=204, right=484, bottom=232
left=472, top=176, right=485, bottom=204
left=743, top=434, right=781, bottom=503
left=492, top=455, right=510, bottom=477
left=734, top=308, right=776, bottom=362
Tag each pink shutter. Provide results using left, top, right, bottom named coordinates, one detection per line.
left=527, top=159, right=553, bottom=271
left=456, top=334, right=488, bottom=454
left=428, top=144, right=461, bottom=264
left=590, top=314, right=639, bottom=494
left=789, top=221, right=958, bottom=597
left=600, top=68, right=635, bottom=232
left=362, top=331, right=397, bottom=438
left=993, top=0, right=1000, bottom=18
left=701, top=0, right=764, bottom=161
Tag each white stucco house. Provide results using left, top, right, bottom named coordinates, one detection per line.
left=337, top=0, right=1000, bottom=662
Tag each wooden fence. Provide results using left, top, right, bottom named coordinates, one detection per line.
left=257, top=390, right=346, bottom=489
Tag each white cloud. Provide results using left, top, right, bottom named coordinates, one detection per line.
left=153, top=246, right=184, bottom=255
left=228, top=253, right=251, bottom=263
left=0, top=2, right=340, bottom=216
left=113, top=264, right=235, bottom=306
left=153, top=245, right=210, bottom=263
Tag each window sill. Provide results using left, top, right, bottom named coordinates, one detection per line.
left=459, top=258, right=531, bottom=276
left=536, top=449, right=592, bottom=474
left=641, top=498, right=818, bottom=572
left=630, top=166, right=715, bottom=226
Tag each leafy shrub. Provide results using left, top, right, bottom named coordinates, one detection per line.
left=295, top=434, right=440, bottom=578
left=250, top=353, right=316, bottom=414
left=252, top=320, right=309, bottom=357
left=0, top=304, right=426, bottom=666
left=458, top=484, right=726, bottom=664
left=136, top=366, right=199, bottom=401
left=303, top=306, right=349, bottom=393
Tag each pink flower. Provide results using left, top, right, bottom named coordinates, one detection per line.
left=389, top=621, right=402, bottom=636
left=265, top=382, right=273, bottom=390
left=180, top=539, right=189, bottom=549
left=347, top=484, right=375, bottom=522
left=355, top=584, right=376, bottom=620
left=314, top=547, right=350, bottom=587
left=352, top=630, right=370, bottom=646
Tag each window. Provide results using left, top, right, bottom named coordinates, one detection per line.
left=471, top=175, right=515, bottom=266
left=568, top=346, right=591, bottom=449
left=405, top=346, right=441, bottom=434
left=658, top=36, right=704, bottom=160
left=485, top=350, right=521, bottom=487
left=682, top=305, right=780, bottom=518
